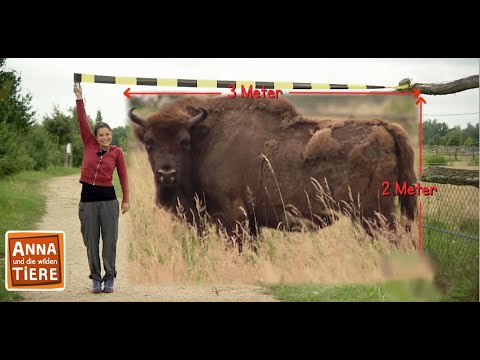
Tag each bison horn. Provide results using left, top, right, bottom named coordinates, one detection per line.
left=128, top=107, right=147, bottom=128
left=188, top=107, right=208, bottom=128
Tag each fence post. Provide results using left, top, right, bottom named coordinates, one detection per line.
left=65, top=143, right=72, bottom=168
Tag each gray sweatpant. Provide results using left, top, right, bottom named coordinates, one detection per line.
left=78, top=200, right=119, bottom=282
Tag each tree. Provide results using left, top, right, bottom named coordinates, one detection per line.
left=0, top=121, right=34, bottom=177
left=0, top=58, right=36, bottom=177
left=464, top=137, right=476, bottom=146
left=42, top=105, right=94, bottom=168
left=422, top=119, right=450, bottom=145
left=463, top=122, right=479, bottom=146
left=68, top=106, right=90, bottom=167
left=0, top=58, right=35, bottom=130
left=111, top=125, right=128, bottom=150
left=42, top=105, right=75, bottom=145
left=25, top=125, right=63, bottom=170
left=445, top=127, right=463, bottom=146
left=95, top=109, right=103, bottom=123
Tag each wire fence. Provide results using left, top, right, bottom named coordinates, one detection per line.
left=423, top=145, right=479, bottom=160
left=421, top=178, right=478, bottom=273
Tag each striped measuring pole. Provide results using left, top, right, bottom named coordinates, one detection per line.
left=73, top=73, right=409, bottom=91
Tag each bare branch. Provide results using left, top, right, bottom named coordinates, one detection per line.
left=408, top=75, right=479, bottom=95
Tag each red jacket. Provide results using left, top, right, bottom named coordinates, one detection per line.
left=76, top=99, right=129, bottom=203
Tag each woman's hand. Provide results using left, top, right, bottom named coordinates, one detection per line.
left=74, top=83, right=83, bottom=100
left=121, top=202, right=129, bottom=214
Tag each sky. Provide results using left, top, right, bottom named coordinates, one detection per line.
left=5, top=58, right=479, bottom=129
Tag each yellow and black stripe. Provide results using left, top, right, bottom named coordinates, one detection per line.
left=74, top=73, right=409, bottom=90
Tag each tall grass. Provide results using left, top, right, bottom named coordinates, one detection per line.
left=127, top=149, right=430, bottom=287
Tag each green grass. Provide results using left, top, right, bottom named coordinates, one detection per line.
left=0, top=259, right=22, bottom=301
left=423, top=228, right=479, bottom=302
left=420, top=181, right=479, bottom=302
left=0, top=167, right=80, bottom=302
left=424, top=217, right=479, bottom=238
left=268, top=279, right=443, bottom=302
left=424, top=154, right=449, bottom=166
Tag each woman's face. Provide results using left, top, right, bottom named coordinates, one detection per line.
left=96, top=127, right=112, bottom=149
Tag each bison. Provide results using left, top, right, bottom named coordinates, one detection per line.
left=129, top=95, right=417, bottom=248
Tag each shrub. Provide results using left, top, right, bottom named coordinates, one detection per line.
left=424, top=154, right=448, bottom=166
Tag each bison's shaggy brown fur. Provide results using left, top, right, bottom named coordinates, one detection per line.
left=303, top=128, right=343, bottom=160
left=129, top=95, right=417, bottom=247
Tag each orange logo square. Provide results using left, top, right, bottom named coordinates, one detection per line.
left=5, top=231, right=65, bottom=291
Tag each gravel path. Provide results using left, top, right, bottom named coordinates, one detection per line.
left=20, top=174, right=277, bottom=302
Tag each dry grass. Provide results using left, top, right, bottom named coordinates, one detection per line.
left=125, top=148, right=432, bottom=286
left=422, top=182, right=478, bottom=216
left=421, top=182, right=478, bottom=235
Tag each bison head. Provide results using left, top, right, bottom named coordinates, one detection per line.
left=128, top=108, right=208, bottom=208
left=128, top=106, right=209, bottom=205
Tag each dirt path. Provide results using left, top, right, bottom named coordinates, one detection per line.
left=21, top=174, right=277, bottom=302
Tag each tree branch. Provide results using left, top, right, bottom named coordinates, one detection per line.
left=409, top=75, right=479, bottom=95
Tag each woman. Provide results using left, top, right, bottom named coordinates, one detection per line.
left=74, top=82, right=129, bottom=294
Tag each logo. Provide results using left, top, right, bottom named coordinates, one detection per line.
left=5, top=231, right=65, bottom=291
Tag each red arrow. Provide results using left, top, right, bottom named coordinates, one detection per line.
left=416, top=97, right=426, bottom=105
left=123, top=88, right=132, bottom=99
left=123, top=87, right=221, bottom=99
left=419, top=100, right=424, bottom=176
left=413, top=88, right=421, bottom=99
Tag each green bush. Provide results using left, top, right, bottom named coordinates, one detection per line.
left=424, top=154, right=448, bottom=166
left=25, top=126, right=63, bottom=170
left=0, top=122, right=35, bottom=177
